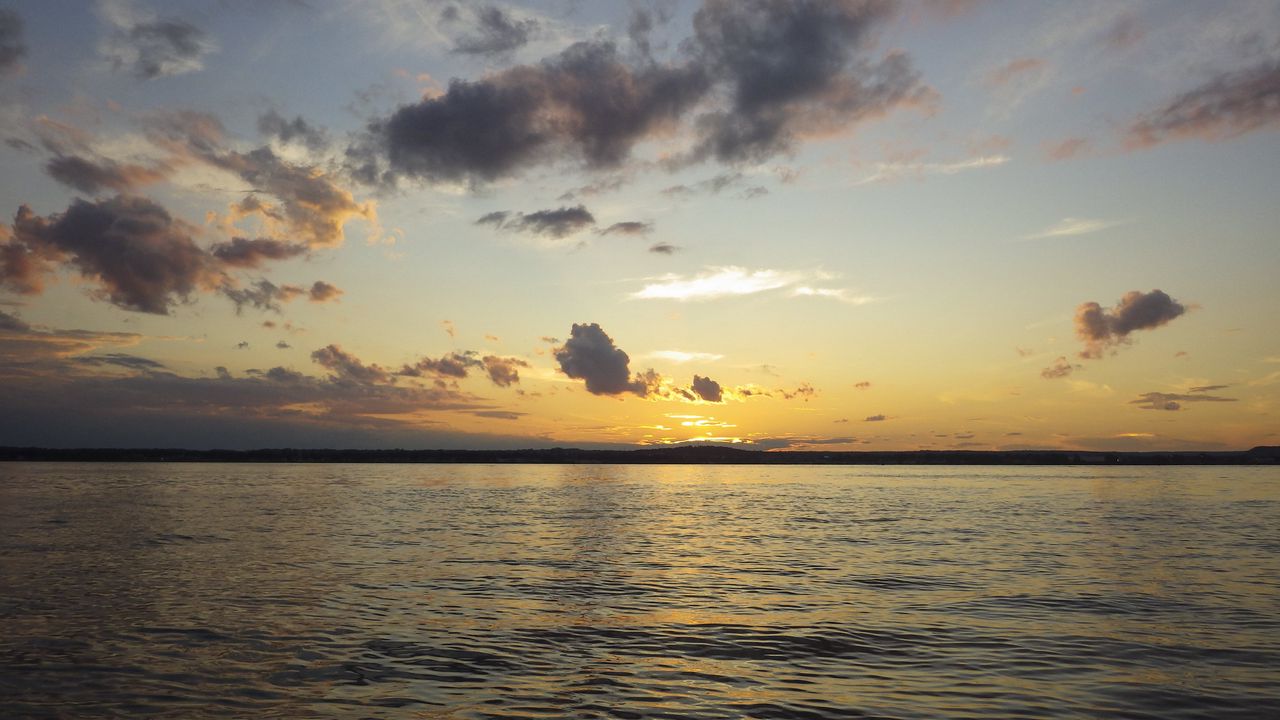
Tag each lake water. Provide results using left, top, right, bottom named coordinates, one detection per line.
left=1, top=463, right=1278, bottom=719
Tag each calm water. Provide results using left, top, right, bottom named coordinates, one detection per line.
left=1, top=463, right=1278, bottom=719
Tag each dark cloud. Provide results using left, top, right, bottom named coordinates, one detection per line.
left=276, top=341, right=291, bottom=349
left=357, top=39, right=708, bottom=186
left=482, top=355, right=529, bottom=387
left=257, top=110, right=328, bottom=151
left=308, top=280, right=343, bottom=303
left=399, top=351, right=483, bottom=379
left=477, top=205, right=595, bottom=238
left=1127, top=60, right=1280, bottom=148
left=554, top=322, right=653, bottom=396
left=1130, top=391, right=1237, bottom=411
left=311, top=344, right=393, bottom=385
left=221, top=279, right=304, bottom=314
left=452, top=6, right=538, bottom=57
left=472, top=410, right=524, bottom=420
left=74, top=353, right=166, bottom=371
left=211, top=237, right=309, bottom=268
left=102, top=16, right=215, bottom=80
left=44, top=155, right=169, bottom=194
left=854, top=381, right=871, bottom=389
left=236, top=341, right=249, bottom=349
left=865, top=414, right=886, bottom=422
left=691, top=374, right=723, bottom=402
left=1189, top=384, right=1229, bottom=393
left=778, top=383, right=816, bottom=401
left=649, top=242, right=680, bottom=254
left=0, top=313, right=142, bottom=370
left=597, top=221, right=653, bottom=236
left=683, top=0, right=929, bottom=164
left=1074, top=289, right=1187, bottom=359
left=741, top=185, right=769, bottom=199
left=1040, top=356, right=1077, bottom=380
left=0, top=8, right=25, bottom=75
left=4, top=196, right=219, bottom=314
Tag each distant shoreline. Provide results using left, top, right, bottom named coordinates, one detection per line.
left=2, top=446, right=1277, bottom=465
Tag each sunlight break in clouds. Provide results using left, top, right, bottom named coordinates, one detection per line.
left=632, top=267, right=864, bottom=303
left=1024, top=217, right=1127, bottom=240
left=646, top=350, right=725, bottom=364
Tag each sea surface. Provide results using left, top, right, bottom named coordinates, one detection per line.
left=1, top=463, right=1278, bottom=719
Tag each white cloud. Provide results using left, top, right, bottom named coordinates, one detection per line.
left=857, top=155, right=1009, bottom=185
left=631, top=266, right=868, bottom=303
left=1023, top=217, right=1127, bottom=240
left=645, top=350, right=725, bottom=364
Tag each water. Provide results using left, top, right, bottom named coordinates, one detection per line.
left=2, top=463, right=1278, bottom=719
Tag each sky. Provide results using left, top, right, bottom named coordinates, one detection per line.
left=0, top=0, right=1277, bottom=451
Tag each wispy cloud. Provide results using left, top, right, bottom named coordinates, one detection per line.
left=645, top=350, right=725, bottom=364
left=631, top=267, right=868, bottom=303
left=1023, top=217, right=1127, bottom=240
left=857, top=155, right=1008, bottom=185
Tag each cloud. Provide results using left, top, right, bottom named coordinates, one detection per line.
left=0, top=9, right=25, bottom=75
left=1126, top=60, right=1280, bottom=148
left=482, top=355, right=529, bottom=387
left=1042, top=137, right=1092, bottom=161
left=210, top=237, right=309, bottom=268
left=276, top=341, right=291, bottom=349
left=986, top=57, right=1045, bottom=87
left=3, top=195, right=221, bottom=314
left=864, top=414, right=886, bottom=422
left=632, top=266, right=865, bottom=303
left=1130, top=391, right=1237, bottom=411
left=691, top=374, right=723, bottom=402
left=311, top=344, right=393, bottom=385
left=646, top=350, right=724, bottom=364
left=1024, top=217, right=1125, bottom=240
left=399, top=351, right=483, bottom=379
left=99, top=2, right=216, bottom=80
left=1188, top=384, right=1229, bottom=393
left=854, top=381, right=871, bottom=390
left=450, top=5, right=538, bottom=57
left=74, top=353, right=166, bottom=371
left=554, top=322, right=652, bottom=396
left=354, top=0, right=927, bottom=185
left=597, top=221, right=653, bottom=236
left=1040, top=356, right=1078, bottom=379
left=856, top=155, right=1008, bottom=184
left=0, top=311, right=141, bottom=368
left=649, top=243, right=680, bottom=254
left=476, top=205, right=595, bottom=238
left=308, top=280, right=343, bottom=303
left=661, top=172, right=745, bottom=198
left=1074, top=289, right=1187, bottom=359
left=221, top=279, right=305, bottom=314
left=257, top=111, right=328, bottom=151
left=43, top=155, right=170, bottom=194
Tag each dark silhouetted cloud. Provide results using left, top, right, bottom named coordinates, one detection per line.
left=1041, top=356, right=1077, bottom=379
left=554, top=322, right=652, bottom=396
left=308, top=280, right=342, bottom=303
left=276, top=340, right=291, bottom=349
left=44, top=155, right=169, bottom=194
left=482, top=355, right=529, bottom=387
left=399, top=351, right=483, bottom=379
left=854, top=380, right=871, bottom=389
left=0, top=9, right=25, bottom=75
left=649, top=242, right=680, bottom=254
left=597, top=221, right=653, bottom=236
left=4, top=195, right=220, bottom=314
left=257, top=110, right=328, bottom=151
left=211, top=237, right=309, bottom=268
left=74, top=353, right=166, bottom=371
left=1074, top=289, right=1187, bottom=359
left=221, top=279, right=305, bottom=314
left=1130, top=391, right=1236, bottom=411
left=1127, top=60, right=1280, bottom=148
left=311, top=344, right=393, bottom=385
left=476, top=205, right=595, bottom=238
left=451, top=6, right=538, bottom=57
left=865, top=413, right=886, bottom=422
left=100, top=8, right=215, bottom=80
left=691, top=374, right=723, bottom=402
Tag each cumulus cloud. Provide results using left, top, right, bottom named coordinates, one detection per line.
left=476, top=205, right=595, bottom=238
left=98, top=2, right=216, bottom=80
left=554, top=322, right=652, bottom=396
left=311, top=344, right=393, bottom=385
left=450, top=5, right=539, bottom=57
left=400, top=351, right=483, bottom=379
left=0, top=9, right=26, bottom=75
left=308, top=280, right=342, bottom=303
left=1074, top=289, right=1187, bottom=359
left=1130, top=390, right=1237, bottom=411
left=353, top=0, right=927, bottom=186
left=43, top=155, right=170, bottom=194
left=1126, top=60, right=1280, bottom=148
left=482, top=355, right=529, bottom=387
left=3, top=195, right=220, bottom=314
left=691, top=374, right=723, bottom=402
left=222, top=279, right=304, bottom=314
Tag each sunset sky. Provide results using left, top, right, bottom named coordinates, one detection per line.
left=0, top=0, right=1277, bottom=451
